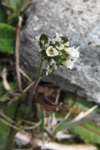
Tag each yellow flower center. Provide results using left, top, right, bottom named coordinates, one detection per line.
left=49, top=48, right=54, bottom=55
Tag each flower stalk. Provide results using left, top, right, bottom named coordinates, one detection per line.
left=28, top=60, right=44, bottom=106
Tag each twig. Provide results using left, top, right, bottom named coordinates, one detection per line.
left=19, top=68, right=32, bottom=82
left=0, top=111, right=15, bottom=124
left=8, top=94, right=21, bottom=105
left=55, top=110, right=72, bottom=128
left=0, top=118, right=19, bottom=130
left=18, top=119, right=40, bottom=125
left=15, top=16, right=23, bottom=93
left=23, top=81, right=34, bottom=93
left=22, top=121, right=41, bottom=130
left=55, top=89, right=60, bottom=103
left=23, top=73, right=45, bottom=93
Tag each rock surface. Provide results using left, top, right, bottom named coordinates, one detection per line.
left=20, top=0, right=100, bottom=103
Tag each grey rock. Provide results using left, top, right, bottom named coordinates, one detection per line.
left=20, top=0, right=100, bottom=103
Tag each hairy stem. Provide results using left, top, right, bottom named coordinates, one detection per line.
left=28, top=61, right=44, bottom=106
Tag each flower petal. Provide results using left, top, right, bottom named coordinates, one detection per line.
left=46, top=46, right=59, bottom=57
left=56, top=44, right=64, bottom=50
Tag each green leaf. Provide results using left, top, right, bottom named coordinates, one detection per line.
left=16, top=0, right=25, bottom=12
left=0, top=122, right=10, bottom=150
left=0, top=100, right=21, bottom=150
left=3, top=0, right=30, bottom=15
left=2, top=0, right=32, bottom=24
left=0, top=2, right=7, bottom=23
left=0, top=23, right=16, bottom=54
left=7, top=100, right=21, bottom=122
left=0, top=81, right=17, bottom=102
left=61, top=36, right=69, bottom=44
left=7, top=14, right=19, bottom=24
left=39, top=33, right=49, bottom=49
left=56, top=115, right=95, bottom=132
left=2, top=0, right=16, bottom=11
left=9, top=0, right=24, bottom=12
left=0, top=82, right=9, bottom=102
left=75, top=100, right=95, bottom=111
left=71, top=121, right=100, bottom=145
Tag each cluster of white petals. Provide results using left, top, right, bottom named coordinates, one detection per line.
left=63, top=47, right=80, bottom=69
left=37, top=33, right=80, bottom=75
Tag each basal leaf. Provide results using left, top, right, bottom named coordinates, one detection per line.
left=0, top=122, right=10, bottom=150
left=56, top=115, right=95, bottom=132
left=0, top=23, right=16, bottom=54
left=71, top=121, right=100, bottom=145
left=0, top=100, right=21, bottom=150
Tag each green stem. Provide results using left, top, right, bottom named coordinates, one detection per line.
left=28, top=61, right=44, bottom=106
left=40, top=105, right=44, bottom=130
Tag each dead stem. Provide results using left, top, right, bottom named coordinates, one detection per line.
left=0, top=118, right=19, bottom=130
left=55, top=89, right=60, bottom=103
left=23, top=81, right=34, bottom=93
left=15, top=16, right=23, bottom=93
left=19, top=68, right=32, bottom=82
left=14, top=132, right=98, bottom=150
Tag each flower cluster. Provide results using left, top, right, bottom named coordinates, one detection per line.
left=37, top=33, right=79, bottom=75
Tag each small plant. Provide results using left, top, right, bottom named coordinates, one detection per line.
left=0, top=2, right=99, bottom=149
left=28, top=33, right=79, bottom=105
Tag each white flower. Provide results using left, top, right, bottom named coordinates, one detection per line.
left=62, top=59, right=76, bottom=69
left=46, top=65, right=53, bottom=75
left=50, top=59, right=58, bottom=70
left=52, top=33, right=63, bottom=44
left=61, top=47, right=80, bottom=69
left=46, top=59, right=58, bottom=75
left=56, top=33, right=63, bottom=37
left=55, top=33, right=62, bottom=42
left=46, top=66, right=50, bottom=75
left=64, top=41, right=69, bottom=47
left=46, top=46, right=59, bottom=57
left=50, top=59, right=56, bottom=65
left=65, top=60, right=75, bottom=69
left=56, top=44, right=64, bottom=50
left=64, top=47, right=80, bottom=58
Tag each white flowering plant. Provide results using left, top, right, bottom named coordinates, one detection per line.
left=28, top=33, right=79, bottom=105
left=37, top=33, right=79, bottom=75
